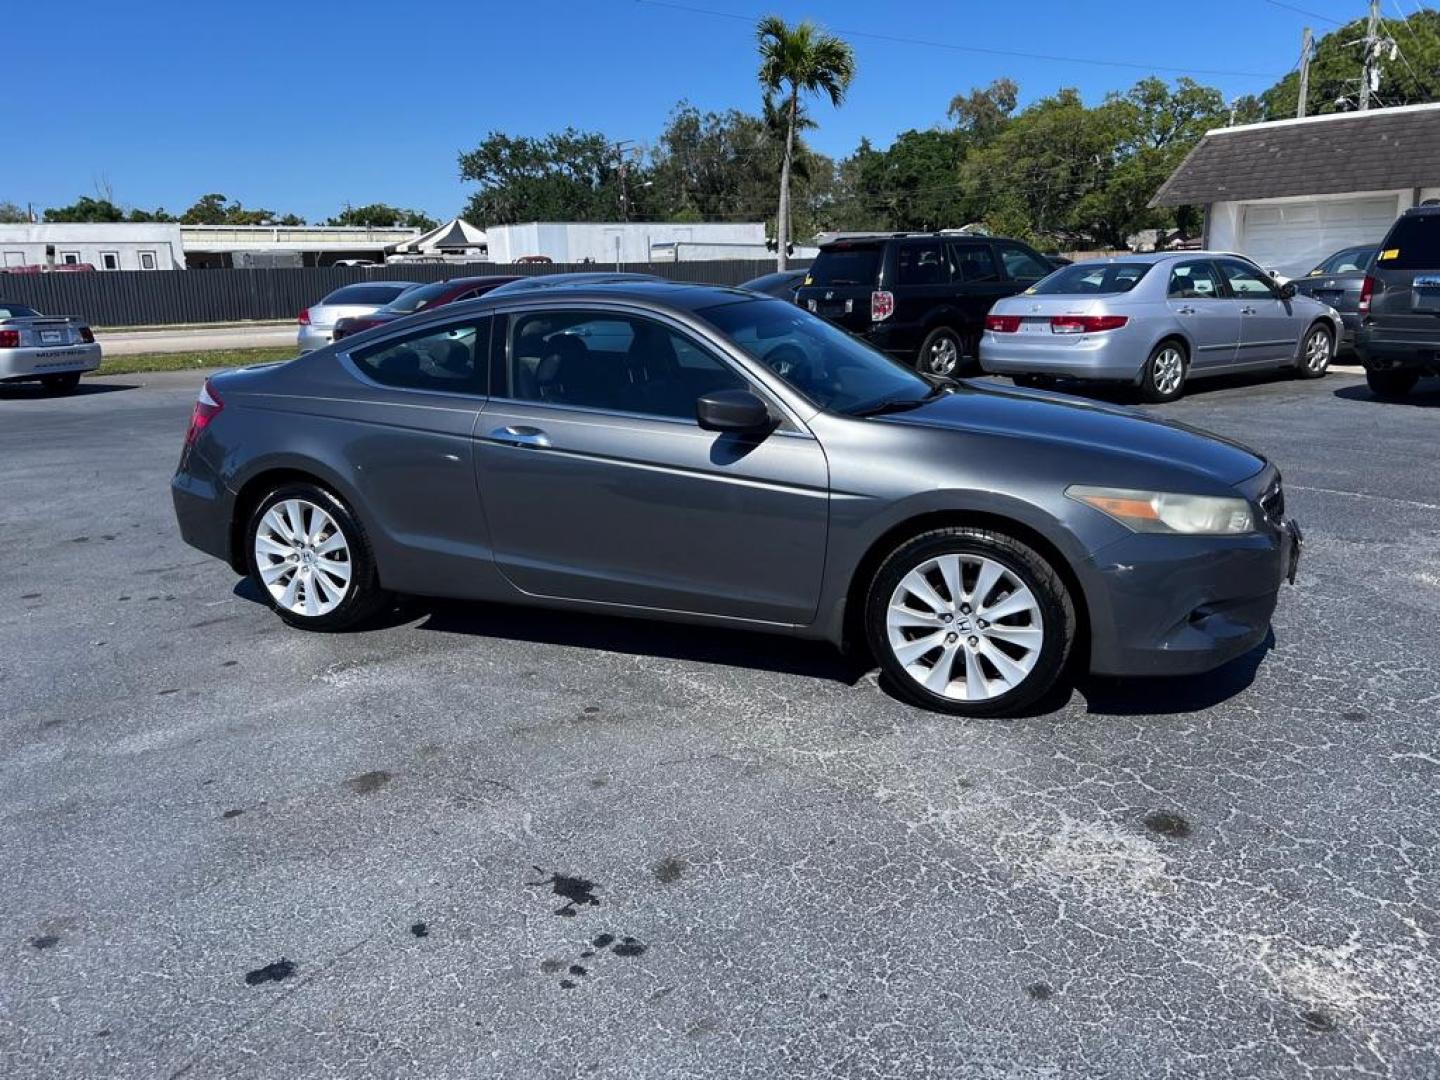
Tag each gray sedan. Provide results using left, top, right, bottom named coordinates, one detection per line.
left=979, top=252, right=1342, bottom=401
left=173, top=281, right=1300, bottom=717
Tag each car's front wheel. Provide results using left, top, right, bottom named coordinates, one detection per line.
left=41, top=373, right=82, bottom=394
left=1366, top=368, right=1419, bottom=399
left=1296, top=324, right=1333, bottom=379
left=247, top=482, right=387, bottom=630
left=865, top=527, right=1075, bottom=717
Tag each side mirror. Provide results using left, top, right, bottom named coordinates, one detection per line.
left=696, top=389, right=771, bottom=433
left=1279, top=281, right=1297, bottom=299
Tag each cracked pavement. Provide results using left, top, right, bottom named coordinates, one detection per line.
left=1, top=368, right=1437, bottom=1078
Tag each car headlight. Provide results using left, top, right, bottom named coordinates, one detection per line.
left=1066, top=485, right=1255, bottom=535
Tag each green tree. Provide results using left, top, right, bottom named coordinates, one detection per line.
left=0, top=200, right=28, bottom=223
left=43, top=196, right=126, bottom=222
left=756, top=15, right=855, bottom=268
left=126, top=207, right=176, bottom=222
left=1262, top=10, right=1440, bottom=117
left=947, top=78, right=1019, bottom=141
left=458, top=128, right=643, bottom=224
left=181, top=193, right=303, bottom=226
left=328, top=203, right=438, bottom=230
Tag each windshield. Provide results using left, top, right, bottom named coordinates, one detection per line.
left=381, top=280, right=450, bottom=314
left=698, top=298, right=933, bottom=415
left=1310, top=247, right=1377, bottom=275
left=1028, top=262, right=1151, bottom=295
left=805, top=246, right=882, bottom=287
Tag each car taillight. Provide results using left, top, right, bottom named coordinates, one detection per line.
left=298, top=308, right=311, bottom=325
left=79, top=326, right=95, bottom=343
left=1050, top=314, right=1128, bottom=334
left=1358, top=275, right=1376, bottom=314
left=0, top=330, right=18, bottom=348
left=870, top=290, right=895, bottom=322
left=184, top=380, right=223, bottom=447
left=985, top=315, right=1022, bottom=333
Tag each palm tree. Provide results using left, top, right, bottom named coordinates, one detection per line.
left=756, top=16, right=855, bottom=269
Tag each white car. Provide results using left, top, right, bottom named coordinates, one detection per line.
left=0, top=301, right=101, bottom=393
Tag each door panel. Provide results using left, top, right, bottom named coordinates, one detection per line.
left=1217, top=259, right=1294, bottom=364
left=1166, top=261, right=1237, bottom=369
left=474, top=308, right=830, bottom=625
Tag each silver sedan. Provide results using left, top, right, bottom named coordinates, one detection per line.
left=979, top=252, right=1342, bottom=401
left=297, top=281, right=420, bottom=353
left=0, top=301, right=101, bottom=393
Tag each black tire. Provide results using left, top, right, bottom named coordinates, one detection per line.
left=41, top=372, right=82, bottom=394
left=1295, top=323, right=1333, bottom=379
left=1139, top=340, right=1188, bottom=403
left=246, top=482, right=388, bottom=631
left=1365, top=368, right=1419, bottom=400
left=917, top=326, right=966, bottom=378
left=864, top=527, right=1076, bottom=717
left=1013, top=374, right=1056, bottom=390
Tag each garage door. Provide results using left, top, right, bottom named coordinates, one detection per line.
left=1240, top=195, right=1400, bottom=280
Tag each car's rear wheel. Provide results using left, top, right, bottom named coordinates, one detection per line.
left=1296, top=324, right=1333, bottom=379
left=865, top=527, right=1075, bottom=717
left=918, top=327, right=965, bottom=378
left=41, top=373, right=82, bottom=394
left=247, top=482, right=387, bottom=630
left=1366, top=368, right=1419, bottom=399
left=1140, top=341, right=1187, bottom=403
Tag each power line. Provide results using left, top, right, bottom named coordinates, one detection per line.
left=633, top=0, right=1284, bottom=80
left=1260, top=0, right=1348, bottom=26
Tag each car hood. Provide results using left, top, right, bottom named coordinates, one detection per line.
left=880, top=382, right=1267, bottom=487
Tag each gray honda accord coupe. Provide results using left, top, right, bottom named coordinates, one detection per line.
left=172, top=280, right=1301, bottom=717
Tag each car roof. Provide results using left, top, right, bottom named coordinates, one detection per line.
left=1063, top=251, right=1261, bottom=266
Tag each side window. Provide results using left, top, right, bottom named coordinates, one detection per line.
left=994, top=241, right=1051, bottom=282
left=507, top=310, right=748, bottom=422
left=948, top=243, right=1000, bottom=283
left=352, top=319, right=488, bottom=393
left=1168, top=262, right=1223, bottom=299
left=1218, top=260, right=1276, bottom=297
left=896, top=241, right=946, bottom=286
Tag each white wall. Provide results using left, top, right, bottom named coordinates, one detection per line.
left=1208, top=188, right=1436, bottom=278
left=0, top=223, right=184, bottom=270
left=484, top=221, right=766, bottom=264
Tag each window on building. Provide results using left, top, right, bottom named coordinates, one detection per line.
left=100, top=252, right=120, bottom=271
left=61, top=251, right=80, bottom=265
left=139, top=251, right=157, bottom=270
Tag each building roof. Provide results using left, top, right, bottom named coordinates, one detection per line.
left=389, top=218, right=487, bottom=253
left=1150, top=102, right=1440, bottom=207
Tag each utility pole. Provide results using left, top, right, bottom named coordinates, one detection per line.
left=1297, top=26, right=1314, bottom=118
left=1358, top=0, right=1390, bottom=111
left=613, top=140, right=636, bottom=222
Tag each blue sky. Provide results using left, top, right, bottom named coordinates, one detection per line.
left=10, top=0, right=1359, bottom=222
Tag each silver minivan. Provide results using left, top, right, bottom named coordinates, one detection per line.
left=979, top=253, right=1341, bottom=401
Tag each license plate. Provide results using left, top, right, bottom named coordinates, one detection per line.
left=1021, top=320, right=1048, bottom=334
left=40, top=330, right=64, bottom=344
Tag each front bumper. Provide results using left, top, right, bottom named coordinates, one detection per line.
left=979, top=329, right=1144, bottom=382
left=1082, top=517, right=1300, bottom=678
left=0, top=343, right=102, bottom=381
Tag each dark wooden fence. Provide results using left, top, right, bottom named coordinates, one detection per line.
left=0, top=260, right=805, bottom=328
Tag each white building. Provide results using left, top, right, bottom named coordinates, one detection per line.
left=182, top=224, right=420, bottom=268
left=1152, top=103, right=1440, bottom=279
left=0, top=222, right=185, bottom=271
left=483, top=221, right=767, bottom=265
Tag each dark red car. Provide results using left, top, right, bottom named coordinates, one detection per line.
left=332, top=275, right=520, bottom=341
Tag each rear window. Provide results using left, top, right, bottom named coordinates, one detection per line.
left=1029, top=263, right=1151, bottom=295
left=0, top=304, right=41, bottom=319
left=1309, top=247, right=1376, bottom=275
left=1377, top=215, right=1440, bottom=270
left=806, top=246, right=882, bottom=287
left=382, top=281, right=450, bottom=314
left=322, top=283, right=415, bottom=306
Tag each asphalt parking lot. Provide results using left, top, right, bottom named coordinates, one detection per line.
left=3, top=367, right=1438, bottom=1079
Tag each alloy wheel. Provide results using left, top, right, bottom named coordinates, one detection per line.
left=1304, top=329, right=1332, bottom=374
left=926, top=335, right=959, bottom=376
left=253, top=498, right=353, bottom=617
left=885, top=553, right=1045, bottom=701
left=1152, top=347, right=1185, bottom=397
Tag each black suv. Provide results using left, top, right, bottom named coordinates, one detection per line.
left=795, top=233, right=1055, bottom=376
left=1355, top=205, right=1440, bottom=398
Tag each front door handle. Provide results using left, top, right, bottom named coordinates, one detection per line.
left=487, top=425, right=551, bottom=449
left=1176, top=306, right=1196, bottom=315
left=1241, top=306, right=1257, bottom=315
